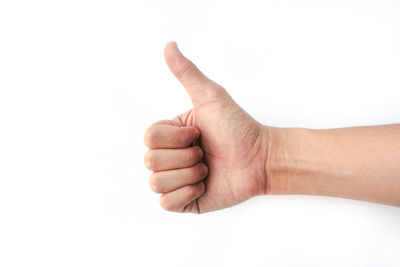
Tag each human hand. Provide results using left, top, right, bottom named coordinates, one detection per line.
left=144, top=42, right=269, bottom=213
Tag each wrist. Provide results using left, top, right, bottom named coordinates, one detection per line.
left=263, top=126, right=314, bottom=195
left=263, top=126, right=286, bottom=195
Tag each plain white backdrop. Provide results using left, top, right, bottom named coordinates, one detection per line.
left=1, top=0, right=400, bottom=266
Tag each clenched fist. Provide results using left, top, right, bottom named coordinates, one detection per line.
left=144, top=42, right=270, bottom=213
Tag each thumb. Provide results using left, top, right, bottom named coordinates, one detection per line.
left=164, top=41, right=226, bottom=106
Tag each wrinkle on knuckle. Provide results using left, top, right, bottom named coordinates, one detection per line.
left=177, top=61, right=194, bottom=80
left=184, top=149, right=195, bottom=165
left=178, top=131, right=190, bottom=146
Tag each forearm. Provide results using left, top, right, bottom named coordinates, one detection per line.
left=265, top=124, right=400, bottom=206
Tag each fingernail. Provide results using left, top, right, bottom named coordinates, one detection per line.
left=193, top=128, right=200, bottom=139
left=201, top=164, right=208, bottom=177
left=198, top=182, right=205, bottom=191
left=197, top=148, right=203, bottom=159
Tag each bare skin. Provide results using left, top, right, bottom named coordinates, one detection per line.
left=144, top=42, right=400, bottom=214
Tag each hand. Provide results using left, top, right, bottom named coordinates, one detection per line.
left=144, top=42, right=269, bottom=213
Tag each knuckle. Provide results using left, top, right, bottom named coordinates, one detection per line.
left=144, top=150, right=157, bottom=170
left=159, top=196, right=174, bottom=211
left=204, top=84, right=227, bottom=100
left=149, top=173, right=163, bottom=193
left=144, top=127, right=158, bottom=148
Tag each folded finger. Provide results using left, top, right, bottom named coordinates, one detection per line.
left=149, top=163, right=208, bottom=193
left=144, top=146, right=203, bottom=171
left=159, top=182, right=205, bottom=212
left=144, top=123, right=200, bottom=149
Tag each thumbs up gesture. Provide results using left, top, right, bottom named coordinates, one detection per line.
left=144, top=42, right=270, bottom=213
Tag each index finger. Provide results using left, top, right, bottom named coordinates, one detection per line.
left=144, top=123, right=200, bottom=149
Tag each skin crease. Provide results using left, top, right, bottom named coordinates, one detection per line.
left=145, top=41, right=400, bottom=214
left=144, top=42, right=269, bottom=213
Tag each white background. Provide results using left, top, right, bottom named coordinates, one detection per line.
left=1, top=0, right=400, bottom=266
